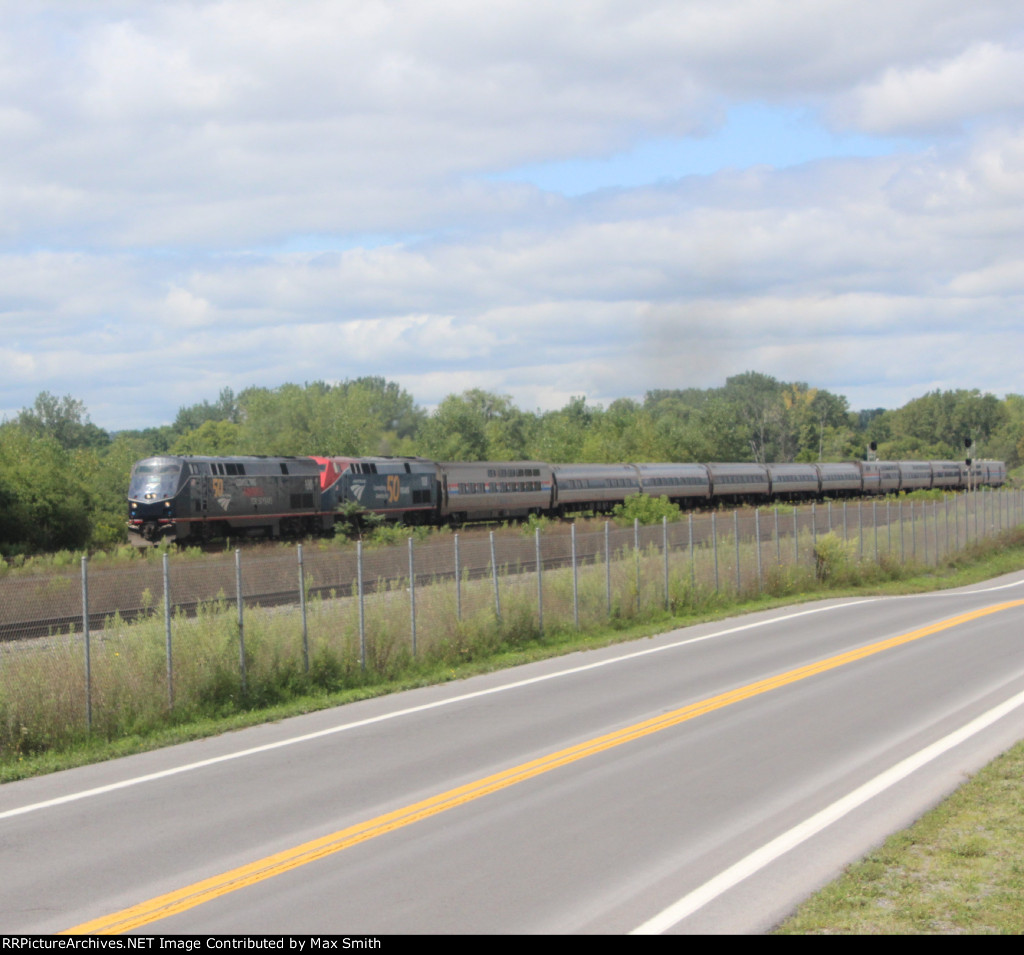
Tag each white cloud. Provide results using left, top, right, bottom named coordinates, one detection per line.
left=838, top=42, right=1024, bottom=135
left=2, top=2, right=1024, bottom=428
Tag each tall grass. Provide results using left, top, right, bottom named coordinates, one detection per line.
left=2, top=492, right=1021, bottom=770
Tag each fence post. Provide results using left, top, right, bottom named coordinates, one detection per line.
left=755, top=508, right=762, bottom=591
left=663, top=515, right=670, bottom=611
left=886, top=499, right=891, bottom=555
left=911, top=501, right=916, bottom=560
left=605, top=521, right=611, bottom=618
left=811, top=502, right=817, bottom=551
left=793, top=508, right=799, bottom=564
left=81, top=556, right=92, bottom=732
left=572, top=523, right=579, bottom=629
left=899, top=501, right=904, bottom=562
left=297, top=544, right=309, bottom=674
left=923, top=503, right=929, bottom=565
left=163, top=552, right=173, bottom=706
left=634, top=517, right=640, bottom=608
left=944, top=494, right=949, bottom=559
left=536, top=526, right=543, bottom=635
left=873, top=500, right=878, bottom=563
left=357, top=540, right=366, bottom=671
left=408, top=537, right=417, bottom=657
left=712, top=511, right=720, bottom=592
left=689, top=512, right=695, bottom=592
left=734, top=509, right=741, bottom=595
left=775, top=506, right=780, bottom=566
left=454, top=533, right=462, bottom=621
left=490, top=531, right=501, bottom=624
left=957, top=492, right=962, bottom=549
left=235, top=549, right=246, bottom=694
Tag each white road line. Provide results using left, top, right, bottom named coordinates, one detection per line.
left=907, top=576, right=1024, bottom=596
left=630, top=686, right=1024, bottom=934
left=1, top=599, right=875, bottom=820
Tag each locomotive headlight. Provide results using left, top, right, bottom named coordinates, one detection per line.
left=164, top=501, right=171, bottom=508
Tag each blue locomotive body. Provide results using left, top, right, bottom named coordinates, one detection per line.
left=128, top=455, right=329, bottom=544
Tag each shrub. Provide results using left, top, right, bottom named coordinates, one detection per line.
left=813, top=532, right=857, bottom=582
left=612, top=493, right=682, bottom=527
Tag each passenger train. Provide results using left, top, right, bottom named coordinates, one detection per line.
left=127, top=454, right=1007, bottom=545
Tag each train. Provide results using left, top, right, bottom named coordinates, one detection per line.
left=126, top=454, right=1007, bottom=545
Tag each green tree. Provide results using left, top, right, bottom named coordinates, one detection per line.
left=229, top=380, right=420, bottom=457
left=16, top=392, right=109, bottom=450
left=171, top=419, right=244, bottom=455
left=529, top=397, right=595, bottom=463
left=579, top=399, right=642, bottom=462
left=173, top=386, right=240, bottom=433
left=718, top=372, right=786, bottom=463
left=783, top=384, right=852, bottom=462
left=346, top=376, right=425, bottom=439
left=419, top=390, right=529, bottom=460
left=882, top=390, right=1006, bottom=460
left=990, top=394, right=1024, bottom=469
left=0, top=424, right=92, bottom=553
left=74, top=433, right=156, bottom=548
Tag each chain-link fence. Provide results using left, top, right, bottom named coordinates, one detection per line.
left=2, top=489, right=1021, bottom=760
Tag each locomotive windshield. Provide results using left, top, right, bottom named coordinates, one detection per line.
left=129, top=457, right=186, bottom=500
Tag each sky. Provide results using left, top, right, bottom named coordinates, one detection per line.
left=1, top=1, right=1023, bottom=431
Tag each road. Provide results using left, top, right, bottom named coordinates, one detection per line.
left=4, top=571, right=1024, bottom=934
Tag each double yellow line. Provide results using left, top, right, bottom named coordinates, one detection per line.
left=66, top=599, right=1024, bottom=934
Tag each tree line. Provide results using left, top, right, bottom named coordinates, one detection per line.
left=2, top=373, right=1022, bottom=556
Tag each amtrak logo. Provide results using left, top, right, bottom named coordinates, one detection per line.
left=217, top=497, right=232, bottom=510
left=349, top=480, right=366, bottom=501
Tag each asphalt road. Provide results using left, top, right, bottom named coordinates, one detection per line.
left=4, top=571, right=1024, bottom=935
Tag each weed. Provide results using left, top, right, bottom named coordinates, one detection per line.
left=612, top=493, right=683, bottom=527
left=3, top=494, right=1023, bottom=776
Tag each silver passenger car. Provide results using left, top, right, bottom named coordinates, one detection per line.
left=766, top=463, right=820, bottom=500
left=706, top=463, right=770, bottom=501
left=857, top=460, right=901, bottom=494
left=930, top=461, right=966, bottom=490
left=552, top=463, right=640, bottom=514
left=897, top=460, right=933, bottom=491
left=635, top=463, right=712, bottom=504
left=815, top=463, right=863, bottom=498
left=440, top=461, right=554, bottom=522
